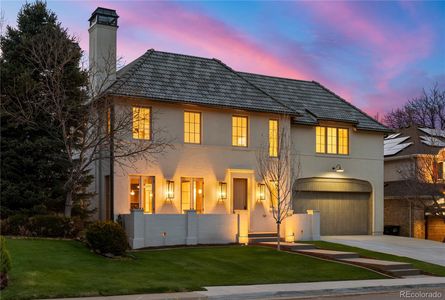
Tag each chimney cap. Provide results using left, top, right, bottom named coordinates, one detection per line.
left=89, top=7, right=119, bottom=27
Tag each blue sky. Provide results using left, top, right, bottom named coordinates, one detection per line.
left=3, top=1, right=445, bottom=116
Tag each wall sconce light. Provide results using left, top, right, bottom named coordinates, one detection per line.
left=166, top=180, right=174, bottom=200
left=258, top=183, right=266, bottom=201
left=332, top=164, right=344, bottom=173
left=218, top=182, right=227, bottom=201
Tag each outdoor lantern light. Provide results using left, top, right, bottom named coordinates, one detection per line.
left=218, top=182, right=227, bottom=201
left=166, top=180, right=174, bottom=200
left=258, top=183, right=266, bottom=201
left=332, top=164, right=344, bottom=173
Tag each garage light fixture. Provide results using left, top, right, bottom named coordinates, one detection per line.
left=332, top=164, right=344, bottom=173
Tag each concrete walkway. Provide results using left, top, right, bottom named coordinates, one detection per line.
left=322, top=235, right=445, bottom=266
left=48, top=277, right=445, bottom=299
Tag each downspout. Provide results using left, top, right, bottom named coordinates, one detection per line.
left=409, top=201, right=412, bottom=237
left=110, top=102, right=115, bottom=220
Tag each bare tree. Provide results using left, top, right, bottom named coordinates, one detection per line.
left=385, top=84, right=445, bottom=129
left=256, top=122, right=299, bottom=250
left=2, top=26, right=172, bottom=217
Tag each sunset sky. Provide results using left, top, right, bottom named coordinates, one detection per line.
left=3, top=1, right=445, bottom=117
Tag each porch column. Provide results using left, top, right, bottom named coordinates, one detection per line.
left=307, top=209, right=320, bottom=240
left=128, top=208, right=145, bottom=249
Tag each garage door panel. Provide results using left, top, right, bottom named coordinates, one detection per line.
left=294, top=192, right=369, bottom=235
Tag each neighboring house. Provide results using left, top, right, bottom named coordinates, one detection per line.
left=384, top=126, right=445, bottom=242
left=89, top=8, right=390, bottom=248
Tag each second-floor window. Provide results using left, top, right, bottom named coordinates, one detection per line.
left=316, top=126, right=349, bottom=155
left=232, top=116, right=248, bottom=147
left=269, top=119, right=278, bottom=157
left=184, top=111, right=201, bottom=144
left=132, top=106, right=151, bottom=140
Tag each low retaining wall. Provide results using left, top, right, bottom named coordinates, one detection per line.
left=122, top=209, right=320, bottom=249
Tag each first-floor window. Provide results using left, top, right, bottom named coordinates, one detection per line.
left=181, top=178, right=204, bottom=213
left=129, top=175, right=155, bottom=213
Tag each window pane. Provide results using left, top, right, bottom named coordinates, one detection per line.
left=316, top=126, right=326, bottom=153
left=327, top=127, right=337, bottom=154
left=269, top=120, right=278, bottom=157
left=132, top=107, right=151, bottom=140
left=232, top=116, right=248, bottom=147
left=129, top=176, right=140, bottom=209
left=142, top=176, right=154, bottom=213
left=338, top=128, right=349, bottom=155
left=181, top=179, right=191, bottom=213
left=184, top=112, right=201, bottom=144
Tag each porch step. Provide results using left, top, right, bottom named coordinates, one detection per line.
left=297, top=249, right=360, bottom=259
left=248, top=236, right=280, bottom=244
left=248, top=232, right=279, bottom=244
left=389, top=268, right=422, bottom=276
left=248, top=232, right=277, bottom=238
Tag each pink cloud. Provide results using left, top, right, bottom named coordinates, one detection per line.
left=300, top=2, right=433, bottom=90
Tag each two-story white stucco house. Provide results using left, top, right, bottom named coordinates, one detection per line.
left=89, top=8, right=391, bottom=249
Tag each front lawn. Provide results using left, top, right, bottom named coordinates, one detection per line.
left=3, top=238, right=387, bottom=300
left=307, top=241, right=445, bottom=277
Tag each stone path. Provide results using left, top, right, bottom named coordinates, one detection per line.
left=258, top=242, right=423, bottom=277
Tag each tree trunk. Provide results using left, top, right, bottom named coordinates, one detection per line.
left=277, top=221, right=281, bottom=251
left=64, top=190, right=73, bottom=217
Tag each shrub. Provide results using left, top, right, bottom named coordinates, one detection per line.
left=0, top=214, right=82, bottom=238
left=0, top=214, right=30, bottom=236
left=28, top=215, right=76, bottom=238
left=0, top=236, right=12, bottom=289
left=86, top=221, right=128, bottom=256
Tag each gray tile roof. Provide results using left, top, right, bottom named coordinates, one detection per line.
left=238, top=72, right=390, bottom=132
left=108, top=50, right=295, bottom=115
left=106, top=49, right=390, bottom=132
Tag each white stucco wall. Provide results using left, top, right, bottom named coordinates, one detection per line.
left=123, top=209, right=319, bottom=248
left=291, top=123, right=385, bottom=234
left=112, top=98, right=285, bottom=233
left=105, top=98, right=385, bottom=235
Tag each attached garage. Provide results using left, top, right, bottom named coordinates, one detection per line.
left=293, top=178, right=372, bottom=235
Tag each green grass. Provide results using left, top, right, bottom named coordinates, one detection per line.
left=307, top=241, right=445, bottom=277
left=2, top=238, right=387, bottom=300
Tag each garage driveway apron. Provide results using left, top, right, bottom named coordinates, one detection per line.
left=321, top=235, right=445, bottom=267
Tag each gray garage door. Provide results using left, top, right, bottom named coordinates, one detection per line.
left=294, top=191, right=370, bottom=235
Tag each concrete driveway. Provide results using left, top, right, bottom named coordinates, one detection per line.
left=321, top=235, right=445, bottom=267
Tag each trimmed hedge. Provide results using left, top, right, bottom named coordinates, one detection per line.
left=85, top=221, right=128, bottom=256
left=0, top=236, right=11, bottom=289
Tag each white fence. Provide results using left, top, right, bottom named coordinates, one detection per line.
left=122, top=209, right=320, bottom=249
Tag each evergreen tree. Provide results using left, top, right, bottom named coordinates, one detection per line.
left=0, top=1, right=87, bottom=217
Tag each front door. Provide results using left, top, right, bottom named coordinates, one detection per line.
left=233, top=178, right=247, bottom=211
